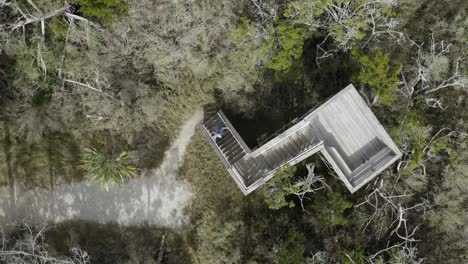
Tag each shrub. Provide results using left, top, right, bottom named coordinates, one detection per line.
left=74, top=0, right=128, bottom=24
left=352, top=49, right=400, bottom=106
left=80, top=148, right=135, bottom=189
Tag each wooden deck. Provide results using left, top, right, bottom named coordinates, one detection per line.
left=201, top=84, right=401, bottom=195
left=233, top=122, right=323, bottom=188
left=303, top=85, right=401, bottom=191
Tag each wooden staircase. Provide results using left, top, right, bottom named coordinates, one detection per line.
left=202, top=113, right=248, bottom=165
left=257, top=123, right=319, bottom=169
left=351, top=147, right=396, bottom=186
left=232, top=156, right=268, bottom=186
left=231, top=123, right=322, bottom=186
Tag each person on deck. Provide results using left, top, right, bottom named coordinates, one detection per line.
left=211, top=126, right=227, bottom=143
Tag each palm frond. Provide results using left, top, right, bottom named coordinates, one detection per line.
left=80, top=147, right=136, bottom=190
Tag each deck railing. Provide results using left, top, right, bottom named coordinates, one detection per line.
left=251, top=91, right=338, bottom=151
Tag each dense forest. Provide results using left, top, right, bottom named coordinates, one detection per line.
left=0, top=0, right=466, bottom=263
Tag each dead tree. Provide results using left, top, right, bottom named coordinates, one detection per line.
left=355, top=178, right=427, bottom=251
left=283, top=163, right=330, bottom=213
left=315, top=0, right=401, bottom=65
left=0, top=221, right=90, bottom=264
left=399, top=33, right=466, bottom=108
left=249, top=0, right=278, bottom=28
left=397, top=126, right=460, bottom=179
left=2, top=0, right=104, bottom=86
left=155, top=233, right=166, bottom=264
left=366, top=242, right=423, bottom=264
left=355, top=182, right=424, bottom=263
left=2, top=0, right=102, bottom=32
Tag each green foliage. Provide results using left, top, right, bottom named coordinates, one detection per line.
left=75, top=0, right=128, bottom=24
left=229, top=17, right=308, bottom=74
left=386, top=247, right=423, bottom=264
left=448, top=146, right=460, bottom=166
left=329, top=0, right=396, bottom=49
left=228, top=17, right=250, bottom=44
left=329, top=13, right=367, bottom=45
left=31, top=87, right=52, bottom=109
left=314, top=192, right=352, bottom=227
left=228, top=18, right=274, bottom=71
left=391, top=112, right=453, bottom=176
left=283, top=0, right=397, bottom=51
left=1, top=0, right=466, bottom=263
left=14, top=45, right=41, bottom=82
left=284, top=0, right=330, bottom=28
left=388, top=112, right=431, bottom=191
left=352, top=49, right=400, bottom=105
left=263, top=166, right=297, bottom=210
left=370, top=247, right=424, bottom=264
left=341, top=249, right=366, bottom=264
left=48, top=17, right=69, bottom=39
left=429, top=137, right=449, bottom=154
left=275, top=229, right=308, bottom=264
left=80, top=148, right=135, bottom=189
left=228, top=0, right=398, bottom=77
left=391, top=112, right=429, bottom=172
left=267, top=24, right=308, bottom=73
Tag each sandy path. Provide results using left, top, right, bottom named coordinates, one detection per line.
left=0, top=110, right=203, bottom=228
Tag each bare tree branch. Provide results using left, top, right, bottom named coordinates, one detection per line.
left=64, top=79, right=103, bottom=93
left=399, top=33, right=466, bottom=108
left=282, top=163, right=330, bottom=213
left=10, top=7, right=69, bottom=31
left=355, top=178, right=427, bottom=246
left=0, top=221, right=90, bottom=264
left=64, top=13, right=103, bottom=32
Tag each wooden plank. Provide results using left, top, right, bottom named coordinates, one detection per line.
left=200, top=124, right=233, bottom=168
left=218, top=111, right=252, bottom=153
left=201, top=84, right=402, bottom=195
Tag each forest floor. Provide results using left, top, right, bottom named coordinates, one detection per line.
left=0, top=110, right=204, bottom=229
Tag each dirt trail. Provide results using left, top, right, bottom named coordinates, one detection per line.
left=0, top=110, right=203, bottom=228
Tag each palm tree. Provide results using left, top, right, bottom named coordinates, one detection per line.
left=80, top=147, right=135, bottom=190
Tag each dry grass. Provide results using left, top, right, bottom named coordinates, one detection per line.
left=178, top=131, right=247, bottom=263
left=178, top=131, right=244, bottom=218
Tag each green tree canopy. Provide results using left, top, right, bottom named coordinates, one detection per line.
left=341, top=249, right=366, bottom=264
left=283, top=0, right=330, bottom=28
left=266, top=24, right=308, bottom=73
left=275, top=229, right=309, bottom=264
left=228, top=18, right=274, bottom=71
left=352, top=49, right=400, bottom=106
left=314, top=192, right=352, bottom=227
left=229, top=18, right=309, bottom=74
left=263, top=166, right=298, bottom=210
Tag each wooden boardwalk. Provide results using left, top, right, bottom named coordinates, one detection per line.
left=201, top=84, right=401, bottom=195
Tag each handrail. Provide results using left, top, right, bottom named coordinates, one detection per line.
left=265, top=141, right=324, bottom=176
left=217, top=112, right=249, bottom=154
left=251, top=118, right=301, bottom=152
left=241, top=141, right=324, bottom=191
left=252, top=121, right=310, bottom=157
left=201, top=124, right=232, bottom=165
left=251, top=91, right=338, bottom=151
